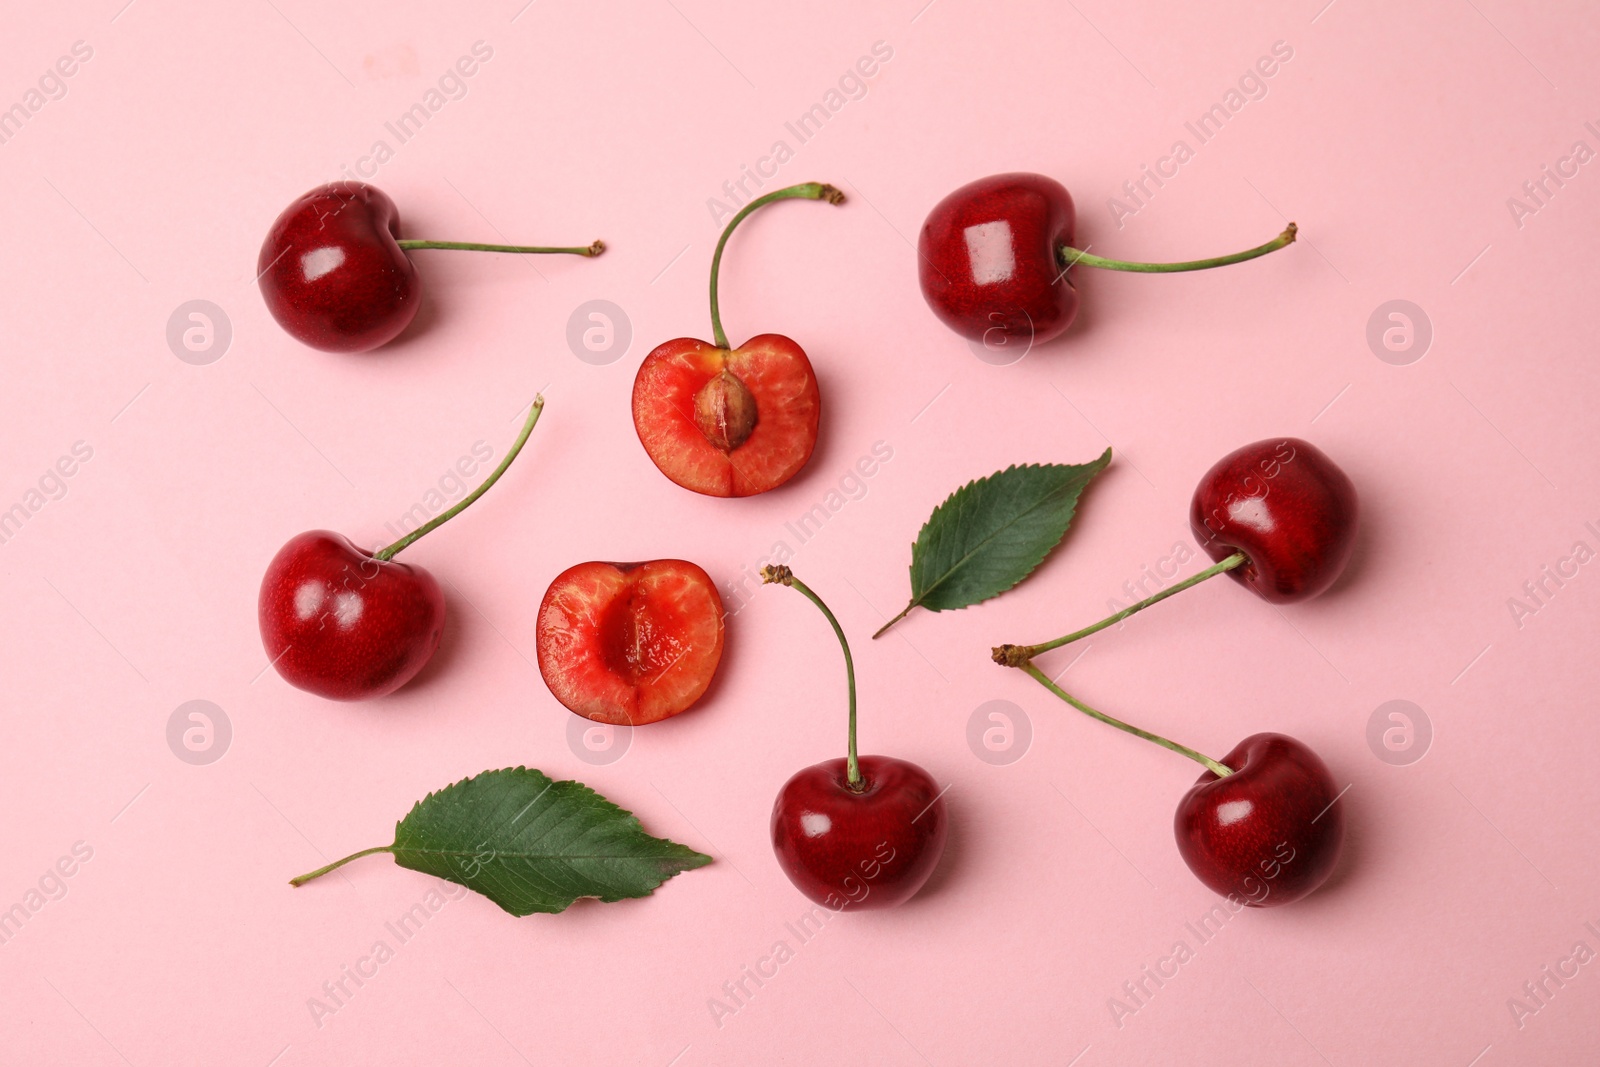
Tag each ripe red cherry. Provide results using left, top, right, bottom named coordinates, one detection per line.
left=633, top=182, right=841, bottom=497
left=762, top=566, right=947, bottom=909
left=919, top=173, right=1079, bottom=348
left=992, top=439, right=1361, bottom=671
left=258, top=182, right=603, bottom=353
left=771, top=756, right=947, bottom=910
left=1175, top=733, right=1345, bottom=907
left=990, top=656, right=1346, bottom=907
left=1190, top=437, right=1359, bottom=603
left=258, top=397, right=546, bottom=700
left=259, top=531, right=445, bottom=700
left=536, top=559, right=725, bottom=725
left=918, top=172, right=1296, bottom=350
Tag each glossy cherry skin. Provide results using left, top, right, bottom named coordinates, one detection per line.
left=1174, top=733, right=1344, bottom=907
left=770, top=756, right=947, bottom=910
left=1189, top=438, right=1359, bottom=603
left=258, top=182, right=420, bottom=353
left=918, top=173, right=1078, bottom=348
left=258, top=531, right=445, bottom=700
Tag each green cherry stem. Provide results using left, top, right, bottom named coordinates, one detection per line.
left=373, top=396, right=546, bottom=562
left=396, top=239, right=605, bottom=256
left=1018, top=662, right=1234, bottom=778
left=994, top=551, right=1248, bottom=665
left=1058, top=223, right=1296, bottom=274
left=762, top=564, right=861, bottom=790
left=709, top=182, right=845, bottom=350
left=289, top=846, right=393, bottom=886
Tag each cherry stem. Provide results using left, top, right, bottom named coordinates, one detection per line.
left=708, top=182, right=845, bottom=350
left=994, top=551, right=1247, bottom=664
left=762, top=565, right=861, bottom=790
left=396, top=239, right=605, bottom=257
left=289, top=846, right=393, bottom=886
left=373, top=396, right=545, bottom=562
left=1058, top=223, right=1296, bottom=274
left=1018, top=662, right=1233, bottom=778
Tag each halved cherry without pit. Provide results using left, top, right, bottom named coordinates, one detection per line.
left=536, top=560, right=725, bottom=726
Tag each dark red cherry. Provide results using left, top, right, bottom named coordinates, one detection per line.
left=1174, top=733, right=1345, bottom=907
left=1189, top=438, right=1359, bottom=603
left=258, top=531, right=445, bottom=700
left=770, top=756, right=947, bottom=910
left=256, top=397, right=547, bottom=701
left=918, top=173, right=1297, bottom=353
left=918, top=172, right=1078, bottom=349
left=258, top=183, right=420, bottom=354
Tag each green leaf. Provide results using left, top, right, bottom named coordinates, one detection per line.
left=290, top=767, right=711, bottom=916
left=874, top=450, right=1112, bottom=637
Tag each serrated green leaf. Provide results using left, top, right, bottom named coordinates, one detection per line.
left=875, top=450, right=1111, bottom=636
left=292, top=767, right=711, bottom=916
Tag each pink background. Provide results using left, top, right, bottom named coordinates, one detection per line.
left=2, top=0, right=1598, bottom=1063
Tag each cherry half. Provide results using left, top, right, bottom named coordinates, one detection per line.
left=997, top=664, right=1345, bottom=907
left=258, top=397, right=546, bottom=700
left=993, top=438, right=1358, bottom=668
left=917, top=172, right=1297, bottom=349
left=763, top=566, right=947, bottom=910
left=258, top=182, right=604, bottom=353
left=632, top=183, right=840, bottom=497
left=536, top=559, right=726, bottom=725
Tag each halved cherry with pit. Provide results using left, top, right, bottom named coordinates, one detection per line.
left=536, top=560, right=725, bottom=725
left=632, top=183, right=841, bottom=497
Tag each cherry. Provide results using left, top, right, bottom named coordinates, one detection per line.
left=995, top=663, right=1345, bottom=907
left=258, top=182, right=604, bottom=353
left=763, top=566, right=947, bottom=910
left=259, top=397, right=546, bottom=700
left=1176, top=733, right=1344, bottom=906
left=536, top=559, right=725, bottom=725
left=258, top=531, right=445, bottom=700
left=632, top=183, right=840, bottom=497
left=992, top=438, right=1358, bottom=668
left=1190, top=437, right=1359, bottom=604
left=917, top=172, right=1297, bottom=349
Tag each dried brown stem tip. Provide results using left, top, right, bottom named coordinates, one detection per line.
left=992, top=643, right=1033, bottom=668
left=817, top=184, right=846, bottom=205
left=1282, top=222, right=1298, bottom=243
left=762, top=565, right=794, bottom=586
left=586, top=240, right=607, bottom=256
